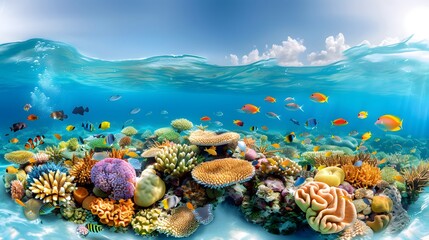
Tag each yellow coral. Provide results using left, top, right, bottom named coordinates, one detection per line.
left=341, top=163, right=381, bottom=188
left=131, top=208, right=167, bottom=236
left=171, top=118, right=193, bottom=132
left=29, top=170, right=76, bottom=206
left=90, top=198, right=134, bottom=227
left=4, top=150, right=35, bottom=164
left=259, top=156, right=302, bottom=177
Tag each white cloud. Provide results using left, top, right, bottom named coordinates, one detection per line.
left=307, top=33, right=350, bottom=66
left=230, top=37, right=306, bottom=66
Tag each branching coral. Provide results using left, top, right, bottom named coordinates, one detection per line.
left=243, top=137, right=256, bottom=149
left=154, top=144, right=198, bottom=177
left=131, top=208, right=167, bottom=236
left=27, top=162, right=68, bottom=186
left=108, top=148, right=128, bottom=159
left=315, top=153, right=377, bottom=168
left=69, top=152, right=97, bottom=185
left=44, top=146, right=65, bottom=163
left=171, top=118, right=193, bottom=132
left=401, top=161, right=429, bottom=203
left=341, top=162, right=381, bottom=188
left=258, top=156, right=302, bottom=177
left=90, top=198, right=135, bottom=228
left=188, top=130, right=239, bottom=147
left=158, top=206, right=199, bottom=238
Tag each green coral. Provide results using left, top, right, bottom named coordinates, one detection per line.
left=60, top=206, right=88, bottom=224
left=87, top=138, right=109, bottom=149
left=171, top=118, right=193, bottom=132
left=154, top=127, right=176, bottom=136
left=131, top=208, right=167, bottom=236
left=154, top=144, right=198, bottom=177
left=158, top=131, right=181, bottom=143
left=381, top=167, right=401, bottom=184
left=44, top=146, right=65, bottom=163
left=58, top=138, right=80, bottom=151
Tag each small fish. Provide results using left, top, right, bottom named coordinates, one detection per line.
left=325, top=151, right=332, bottom=157
left=186, top=202, right=195, bottom=211
left=317, top=165, right=326, bottom=171
left=82, top=122, right=95, bottom=132
left=27, top=114, right=38, bottom=121
left=99, top=121, right=111, bottom=130
left=300, top=132, right=310, bottom=137
left=310, top=92, right=328, bottom=103
left=249, top=126, right=258, bottom=132
left=15, top=199, right=26, bottom=207
left=66, top=125, right=75, bottom=131
left=290, top=118, right=300, bottom=125
left=124, top=119, right=134, bottom=126
left=126, top=151, right=139, bottom=158
left=285, top=103, right=304, bottom=112
left=261, top=125, right=268, bottom=131
left=340, top=195, right=352, bottom=202
left=50, top=110, right=68, bottom=121
left=108, top=95, right=122, bottom=101
left=160, top=110, right=168, bottom=115
left=214, top=121, right=223, bottom=127
left=284, top=97, right=295, bottom=101
left=161, top=195, right=181, bottom=210
left=130, top=108, right=141, bottom=114
left=361, top=132, right=372, bottom=141
left=349, top=130, right=359, bottom=136
left=378, top=158, right=387, bottom=165
left=303, top=164, right=312, bottom=171
left=331, top=135, right=342, bottom=143
left=301, top=138, right=312, bottom=145
left=371, top=151, right=377, bottom=155
left=9, top=138, right=19, bottom=144
left=23, top=103, right=32, bottom=111
left=53, top=133, right=62, bottom=140
left=294, top=177, right=306, bottom=186
left=104, top=133, right=115, bottom=145
left=357, top=145, right=368, bottom=152
left=315, top=135, right=325, bottom=141
left=85, top=223, right=103, bottom=233
left=252, top=160, right=260, bottom=167
left=410, top=148, right=417, bottom=154
left=331, top=118, right=348, bottom=126
left=78, top=136, right=85, bottom=144
left=10, top=122, right=27, bottom=132
left=264, top=96, right=276, bottom=103
left=215, top=111, right=224, bottom=117
left=280, top=159, right=292, bottom=168
left=358, top=111, right=368, bottom=119
left=267, top=158, right=277, bottom=165
left=374, top=138, right=381, bottom=142
left=233, top=120, right=244, bottom=127
left=304, top=118, right=318, bottom=130
left=271, top=143, right=281, bottom=149
left=72, top=106, right=89, bottom=115
left=375, top=114, right=403, bottom=132
left=354, top=160, right=363, bottom=167
left=39, top=202, right=59, bottom=215
left=362, top=197, right=371, bottom=205
left=284, top=132, right=296, bottom=143
left=6, top=166, right=19, bottom=174
left=201, top=116, right=211, bottom=121
left=265, top=112, right=281, bottom=120
left=241, top=104, right=260, bottom=114
left=24, top=135, right=45, bottom=149
left=313, top=146, right=320, bottom=152
left=394, top=175, right=405, bottom=183
left=204, top=146, right=217, bottom=156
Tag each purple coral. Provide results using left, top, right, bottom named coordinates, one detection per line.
left=90, top=158, right=136, bottom=200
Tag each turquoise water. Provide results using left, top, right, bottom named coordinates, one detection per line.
left=0, top=38, right=429, bottom=239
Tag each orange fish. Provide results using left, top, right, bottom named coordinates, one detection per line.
left=200, top=116, right=211, bottom=121
left=10, top=138, right=19, bottom=144
left=280, top=159, right=292, bottom=168
left=378, top=158, right=387, bottom=164
left=310, top=92, right=328, bottom=103
left=24, top=135, right=45, bottom=149
left=313, top=146, right=320, bottom=152
left=186, top=202, right=195, bottom=210
left=271, top=143, right=281, bottom=149
left=27, top=114, right=38, bottom=121
left=331, top=118, right=348, bottom=126
left=375, top=114, right=403, bottom=132
left=233, top=120, right=244, bottom=127
left=261, top=125, right=268, bottom=131
left=53, top=133, right=62, bottom=140
left=394, top=175, right=405, bottom=183
left=264, top=96, right=276, bottom=103
left=241, top=104, right=260, bottom=114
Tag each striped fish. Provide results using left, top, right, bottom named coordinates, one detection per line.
left=85, top=223, right=103, bottom=233
left=40, top=202, right=59, bottom=215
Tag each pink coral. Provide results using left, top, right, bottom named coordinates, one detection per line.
left=10, top=180, right=24, bottom=200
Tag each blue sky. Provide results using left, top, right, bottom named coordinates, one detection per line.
left=1, top=0, right=428, bottom=65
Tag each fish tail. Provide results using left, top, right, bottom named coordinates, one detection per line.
left=400, top=119, right=403, bottom=129
left=162, top=199, right=169, bottom=209
left=299, top=105, right=304, bottom=112
left=277, top=115, right=281, bottom=120
left=325, top=97, right=329, bottom=103
left=15, top=198, right=26, bottom=207
left=257, top=107, right=260, bottom=113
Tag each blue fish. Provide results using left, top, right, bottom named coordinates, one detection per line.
left=354, top=160, right=363, bottom=167
left=362, top=197, right=371, bottom=205
left=104, top=133, right=115, bottom=145
left=290, top=118, right=300, bottom=125
left=252, top=160, right=259, bottom=166
left=304, top=118, right=318, bottom=130
left=294, top=176, right=306, bottom=186
left=82, top=122, right=95, bottom=132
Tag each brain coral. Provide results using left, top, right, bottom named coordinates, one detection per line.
left=171, top=118, right=193, bottom=132
left=90, top=198, right=135, bottom=228
left=158, top=206, right=199, bottom=237
left=341, top=162, right=381, bottom=188
left=4, top=150, right=35, bottom=164
left=294, top=181, right=357, bottom=234
left=90, top=158, right=136, bottom=200
left=188, top=130, right=240, bottom=146
left=121, top=126, right=138, bottom=136
left=192, top=158, right=255, bottom=188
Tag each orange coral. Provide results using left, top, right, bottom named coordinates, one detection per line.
left=315, top=153, right=378, bottom=168
left=243, top=137, right=256, bottom=149
left=341, top=162, right=381, bottom=188
left=109, top=148, right=128, bottom=159
left=70, top=152, right=97, bottom=185
left=119, top=136, right=132, bottom=148
left=90, top=198, right=134, bottom=227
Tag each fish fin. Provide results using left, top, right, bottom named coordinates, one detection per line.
left=161, top=199, right=169, bottom=209
left=299, top=105, right=304, bottom=112
left=400, top=119, right=403, bottom=129
left=15, top=199, right=26, bottom=207
left=85, top=107, right=89, bottom=112
left=29, top=158, right=36, bottom=164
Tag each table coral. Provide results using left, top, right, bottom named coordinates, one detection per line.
left=154, top=144, right=198, bottom=177
left=188, top=130, right=240, bottom=147
left=90, top=198, right=135, bottom=228
left=341, top=162, right=381, bottom=188
left=4, top=150, right=35, bottom=164
left=131, top=208, right=167, bottom=236
left=157, top=206, right=199, bottom=238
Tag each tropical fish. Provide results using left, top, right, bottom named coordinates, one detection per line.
left=371, top=151, right=377, bottom=155
left=99, top=121, right=111, bottom=130
left=40, top=202, right=59, bottom=215
left=104, top=134, right=115, bottom=145
left=50, top=110, right=68, bottom=121
left=361, top=132, right=372, bottom=141
left=315, top=135, right=325, bottom=141
left=53, top=133, right=62, bottom=140
left=9, top=138, right=19, bottom=144
left=317, top=165, right=326, bottom=171
left=358, top=111, right=368, bottom=119
left=27, top=114, right=38, bottom=121
left=204, top=146, right=217, bottom=156
left=82, top=122, right=95, bottom=132
left=301, top=138, right=312, bottom=145
left=304, top=118, right=318, bottom=130
left=160, top=110, right=168, bottom=115
left=215, top=111, right=224, bottom=117
left=410, top=148, right=417, bottom=154
left=66, top=125, right=76, bottom=131
left=126, top=151, right=139, bottom=158
left=10, top=122, right=27, bottom=132
left=331, top=118, right=348, bottom=126
left=303, top=164, right=312, bottom=171
left=310, top=92, right=328, bottom=103
left=313, top=146, right=320, bottom=152
left=24, top=135, right=45, bottom=149
left=331, top=135, right=342, bottom=143
left=201, top=116, right=211, bottom=121
left=233, top=120, right=244, bottom=127
left=357, top=145, right=368, bottom=152
left=161, top=195, right=181, bottom=210
left=264, top=96, right=276, bottom=103
left=290, top=118, right=300, bottom=125
left=285, top=103, right=304, bottom=112
left=265, top=112, right=280, bottom=120
left=261, top=126, right=268, bottom=131
left=394, top=175, right=405, bottom=183
left=349, top=130, right=359, bottom=136
left=354, top=160, right=363, bottom=167
left=72, top=106, right=89, bottom=115
left=284, top=132, right=296, bottom=143
left=325, top=151, right=332, bottom=157
left=294, top=177, right=306, bottom=186
left=271, top=143, right=281, bottom=149
left=374, top=138, right=381, bottom=142
left=6, top=166, right=19, bottom=174
left=214, top=121, right=223, bottom=127
left=85, top=223, right=103, bottom=233
left=284, top=97, right=295, bottom=101
left=300, top=132, right=310, bottom=137
left=249, top=126, right=258, bottom=132
left=362, top=198, right=371, bottom=205
left=130, top=108, right=141, bottom=114
left=241, top=104, right=260, bottom=114
left=108, top=95, right=122, bottom=101
left=186, top=202, right=195, bottom=210
left=23, top=103, right=32, bottom=111
left=375, top=114, right=403, bottom=132
left=378, top=158, right=387, bottom=165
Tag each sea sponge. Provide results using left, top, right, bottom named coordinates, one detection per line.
left=158, top=206, right=200, bottom=237
left=69, top=154, right=97, bottom=185
left=10, top=180, right=24, bottom=200
left=131, top=208, right=167, bottom=236
left=258, top=156, right=302, bottom=177
left=188, top=130, right=240, bottom=146
left=341, top=162, right=381, bottom=188
left=134, top=168, right=166, bottom=207
left=4, top=150, right=35, bottom=164
left=29, top=169, right=76, bottom=206
left=171, top=118, right=193, bottom=132
left=119, top=136, right=132, bottom=148
left=90, top=158, right=136, bottom=200
left=121, top=126, right=138, bottom=136
left=371, top=195, right=393, bottom=213
left=154, top=144, right=198, bottom=177
left=366, top=214, right=392, bottom=232
left=381, top=167, right=400, bottom=184
left=192, top=158, right=255, bottom=188
left=90, top=198, right=134, bottom=228
left=314, top=166, right=345, bottom=187
left=294, top=181, right=357, bottom=234
left=73, top=187, right=89, bottom=204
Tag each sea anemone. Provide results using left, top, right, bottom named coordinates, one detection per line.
left=10, top=180, right=24, bottom=200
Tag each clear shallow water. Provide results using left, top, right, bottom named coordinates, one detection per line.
left=0, top=38, right=429, bottom=239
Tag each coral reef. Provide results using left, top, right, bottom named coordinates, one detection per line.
left=180, top=180, right=208, bottom=207
left=188, top=130, right=239, bottom=147
left=337, top=219, right=373, bottom=240
left=154, top=127, right=181, bottom=143
left=257, top=156, right=302, bottom=177
left=192, top=158, right=255, bottom=188
left=26, top=162, right=68, bottom=186
left=10, top=180, right=24, bottom=200
left=131, top=208, right=167, bottom=236
left=401, top=161, right=429, bottom=203
left=60, top=206, right=88, bottom=224
left=381, top=166, right=401, bottom=184
left=301, top=150, right=344, bottom=163
left=314, top=166, right=345, bottom=187
left=29, top=169, right=76, bottom=206
left=69, top=153, right=97, bottom=185
left=121, top=126, right=138, bottom=136
left=341, top=162, right=381, bottom=188
left=44, top=146, right=65, bottom=163
left=91, top=158, right=136, bottom=200
left=90, top=198, right=135, bottom=227
left=171, top=118, right=193, bottom=132
left=315, top=153, right=377, bottom=168
left=59, top=138, right=80, bottom=151
left=154, top=144, right=198, bottom=177
left=158, top=206, right=200, bottom=238
left=32, top=152, right=50, bottom=164
left=371, top=195, right=393, bottom=213
left=134, top=168, right=166, bottom=207
left=294, top=181, right=357, bottom=234
left=366, top=214, right=392, bottom=232
left=379, top=185, right=410, bottom=234
left=87, top=138, right=109, bottom=150
left=4, top=150, right=35, bottom=164
left=108, top=148, right=128, bottom=159
left=119, top=136, right=132, bottom=148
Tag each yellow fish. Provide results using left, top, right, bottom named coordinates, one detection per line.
left=9, top=138, right=19, bottom=144
left=6, top=166, right=19, bottom=174
left=317, top=165, right=326, bottom=171
left=357, top=111, right=368, bottom=119
left=313, top=146, right=320, bottom=152
left=267, top=158, right=277, bottom=165
left=325, top=151, right=332, bottom=157
left=361, top=131, right=371, bottom=141
left=99, top=121, right=111, bottom=130
left=378, top=158, right=387, bottom=165
left=204, top=146, right=217, bottom=156
left=410, top=148, right=416, bottom=154
left=271, top=143, right=281, bottom=149
left=340, top=195, right=352, bottom=202
left=64, top=160, right=74, bottom=167
left=15, top=199, right=26, bottom=207
left=371, top=151, right=377, bottom=155
left=65, top=125, right=75, bottom=131
left=280, top=159, right=292, bottom=168
left=126, top=151, right=139, bottom=158
left=394, top=175, right=405, bottom=183
left=292, top=153, right=300, bottom=159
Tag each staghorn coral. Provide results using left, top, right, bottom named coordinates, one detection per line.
left=315, top=153, right=377, bottom=168
left=381, top=166, right=401, bottom=184
left=121, top=126, right=138, bottom=136
left=10, top=180, right=24, bottom=200
left=27, top=162, right=68, bottom=186
left=188, top=130, right=240, bottom=147
left=337, top=219, right=373, bottom=240
left=171, top=118, right=193, bottom=132
left=192, top=158, right=255, bottom=188
left=158, top=206, right=199, bottom=238
left=90, top=198, right=134, bottom=228
left=29, top=169, right=76, bottom=206
left=258, top=156, right=302, bottom=177
left=154, top=144, right=198, bottom=177
left=294, top=181, right=357, bottom=234
left=131, top=208, right=167, bottom=236
left=44, top=146, right=65, bottom=163
left=4, top=150, right=35, bottom=164
left=341, top=162, right=381, bottom=188
left=402, top=161, right=429, bottom=203
left=119, top=136, right=132, bottom=148
left=69, top=152, right=97, bottom=185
